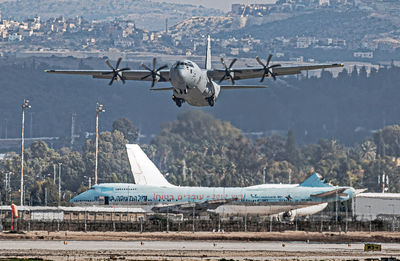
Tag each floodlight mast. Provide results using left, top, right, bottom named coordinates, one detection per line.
left=95, top=103, right=105, bottom=185
left=20, top=99, right=31, bottom=206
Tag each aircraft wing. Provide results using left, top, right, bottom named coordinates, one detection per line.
left=207, top=63, right=344, bottom=81
left=220, top=85, right=267, bottom=90
left=310, top=188, right=347, bottom=198
left=45, top=69, right=171, bottom=82
left=148, top=85, right=268, bottom=91
left=152, top=199, right=236, bottom=214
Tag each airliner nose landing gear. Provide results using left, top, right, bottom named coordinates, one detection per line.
left=206, top=95, right=215, bottom=107
left=172, top=95, right=184, bottom=107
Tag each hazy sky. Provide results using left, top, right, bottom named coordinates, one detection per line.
left=151, top=0, right=277, bottom=11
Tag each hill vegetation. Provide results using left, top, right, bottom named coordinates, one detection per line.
left=1, top=57, right=400, bottom=148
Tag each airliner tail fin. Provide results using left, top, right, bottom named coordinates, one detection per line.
left=126, top=144, right=174, bottom=187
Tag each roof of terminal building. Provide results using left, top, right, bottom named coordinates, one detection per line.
left=356, top=193, right=400, bottom=199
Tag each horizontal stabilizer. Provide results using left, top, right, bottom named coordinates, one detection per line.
left=300, top=173, right=331, bottom=187
left=220, top=85, right=267, bottom=90
left=354, top=188, right=367, bottom=195
left=311, top=188, right=347, bottom=198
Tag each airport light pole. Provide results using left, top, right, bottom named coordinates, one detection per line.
left=263, top=167, right=266, bottom=184
left=95, top=103, right=105, bottom=185
left=58, top=162, right=62, bottom=205
left=20, top=99, right=31, bottom=206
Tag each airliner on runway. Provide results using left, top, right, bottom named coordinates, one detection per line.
left=70, top=144, right=355, bottom=219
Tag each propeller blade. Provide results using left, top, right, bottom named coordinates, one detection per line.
left=266, top=54, right=273, bottom=67
left=140, top=74, right=152, bottom=80
left=152, top=57, right=156, bottom=71
left=231, top=77, right=235, bottom=85
left=120, top=75, right=126, bottom=84
left=220, top=57, right=227, bottom=69
left=151, top=79, right=156, bottom=88
left=157, top=64, right=168, bottom=71
left=109, top=77, right=114, bottom=86
left=105, top=60, right=114, bottom=70
left=256, top=56, right=265, bottom=67
left=115, top=57, right=122, bottom=70
left=229, top=58, right=237, bottom=69
left=260, top=74, right=265, bottom=83
left=141, top=63, right=152, bottom=71
left=270, top=64, right=281, bottom=68
left=218, top=76, right=226, bottom=84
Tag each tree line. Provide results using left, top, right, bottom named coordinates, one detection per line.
left=2, top=57, right=400, bottom=148
left=1, top=112, right=400, bottom=206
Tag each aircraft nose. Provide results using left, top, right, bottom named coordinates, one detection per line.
left=176, top=68, right=187, bottom=79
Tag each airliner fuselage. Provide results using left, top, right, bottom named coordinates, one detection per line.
left=71, top=179, right=354, bottom=215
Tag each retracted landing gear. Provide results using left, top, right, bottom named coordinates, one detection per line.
left=172, top=95, right=184, bottom=107
left=206, top=95, right=215, bottom=107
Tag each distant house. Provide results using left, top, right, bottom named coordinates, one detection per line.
left=353, top=51, right=373, bottom=59
left=8, top=32, right=22, bottom=41
left=319, top=0, right=330, bottom=6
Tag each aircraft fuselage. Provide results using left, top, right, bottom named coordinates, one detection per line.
left=71, top=182, right=354, bottom=215
left=170, top=60, right=220, bottom=107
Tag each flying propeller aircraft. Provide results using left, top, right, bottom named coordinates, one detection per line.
left=45, top=36, right=344, bottom=107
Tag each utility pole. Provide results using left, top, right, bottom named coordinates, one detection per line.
left=95, top=103, right=105, bottom=185
left=70, top=113, right=76, bottom=150
left=21, top=99, right=31, bottom=206
left=4, top=172, right=8, bottom=204
left=58, top=162, right=62, bottom=205
left=44, top=187, right=48, bottom=206
left=4, top=118, right=7, bottom=139
left=53, top=164, right=57, bottom=183
left=263, top=167, right=266, bottom=184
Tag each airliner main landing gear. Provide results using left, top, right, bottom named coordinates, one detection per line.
left=172, top=95, right=184, bottom=107
left=206, top=95, right=215, bottom=107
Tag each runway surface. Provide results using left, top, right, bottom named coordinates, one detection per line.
left=0, top=240, right=397, bottom=251
left=1, top=240, right=400, bottom=260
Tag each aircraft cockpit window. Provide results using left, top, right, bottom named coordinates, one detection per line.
left=174, top=62, right=194, bottom=68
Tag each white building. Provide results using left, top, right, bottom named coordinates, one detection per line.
left=353, top=51, right=373, bottom=59
left=353, top=193, right=400, bottom=221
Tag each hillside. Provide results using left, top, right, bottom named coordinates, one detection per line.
left=0, top=0, right=223, bottom=30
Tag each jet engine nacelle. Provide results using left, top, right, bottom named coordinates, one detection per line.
left=273, top=203, right=329, bottom=223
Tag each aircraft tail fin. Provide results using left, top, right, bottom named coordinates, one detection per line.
left=299, top=173, right=331, bottom=187
left=205, top=35, right=212, bottom=70
left=126, top=144, right=174, bottom=187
